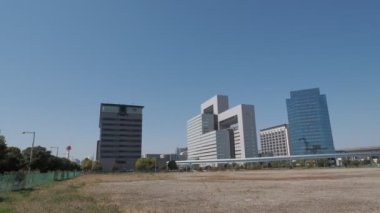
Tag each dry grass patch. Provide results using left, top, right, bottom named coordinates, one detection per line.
left=2, top=169, right=380, bottom=213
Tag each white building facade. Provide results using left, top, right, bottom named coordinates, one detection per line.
left=187, top=95, right=258, bottom=160
left=260, top=124, right=290, bottom=157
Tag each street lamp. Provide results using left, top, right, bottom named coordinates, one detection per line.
left=22, top=131, right=35, bottom=174
left=50, top=146, right=59, bottom=157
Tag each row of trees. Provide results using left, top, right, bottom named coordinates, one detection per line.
left=0, top=135, right=80, bottom=173
left=135, top=158, right=178, bottom=172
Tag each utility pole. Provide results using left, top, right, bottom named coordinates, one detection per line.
left=22, top=131, right=36, bottom=174
left=50, top=146, right=59, bottom=157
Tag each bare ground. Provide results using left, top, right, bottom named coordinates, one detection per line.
left=82, top=168, right=380, bottom=213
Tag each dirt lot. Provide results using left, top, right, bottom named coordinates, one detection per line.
left=2, top=168, right=380, bottom=213
left=84, top=168, right=380, bottom=213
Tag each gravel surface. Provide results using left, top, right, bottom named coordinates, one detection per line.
left=84, top=168, right=380, bottom=213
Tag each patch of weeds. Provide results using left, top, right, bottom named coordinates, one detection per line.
left=0, top=189, right=33, bottom=204
left=0, top=196, right=10, bottom=203
left=1, top=178, right=121, bottom=213
left=0, top=194, right=12, bottom=213
left=51, top=193, right=94, bottom=203
left=67, top=182, right=86, bottom=191
left=16, top=189, right=33, bottom=198
left=0, top=208, right=11, bottom=213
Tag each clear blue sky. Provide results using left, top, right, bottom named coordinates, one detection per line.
left=1, top=0, right=379, bottom=160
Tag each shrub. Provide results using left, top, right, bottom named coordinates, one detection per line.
left=135, top=158, right=155, bottom=172
left=168, top=160, right=178, bottom=171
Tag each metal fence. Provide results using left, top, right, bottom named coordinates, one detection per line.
left=0, top=171, right=81, bottom=192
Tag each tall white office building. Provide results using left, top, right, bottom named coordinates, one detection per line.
left=260, top=124, right=290, bottom=156
left=187, top=95, right=258, bottom=160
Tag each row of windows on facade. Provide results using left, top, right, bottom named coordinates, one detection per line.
left=261, top=135, right=287, bottom=138
left=262, top=145, right=288, bottom=149
left=101, top=150, right=141, bottom=154
left=102, top=129, right=142, bottom=132
left=188, top=145, right=218, bottom=151
left=261, top=133, right=286, bottom=136
left=100, top=155, right=140, bottom=159
left=261, top=141, right=287, bottom=144
left=102, top=139, right=141, bottom=143
left=262, top=144, right=287, bottom=147
left=188, top=147, right=219, bottom=154
left=262, top=142, right=287, bottom=146
left=262, top=149, right=288, bottom=153
left=102, top=123, right=141, bottom=127
left=262, top=148, right=287, bottom=153
left=261, top=131, right=286, bottom=135
left=262, top=142, right=286, bottom=146
left=262, top=146, right=287, bottom=150
left=261, top=132, right=285, bottom=136
left=101, top=145, right=141, bottom=148
left=101, top=134, right=141, bottom=137
left=101, top=142, right=141, bottom=145
left=262, top=140, right=287, bottom=144
left=102, top=118, right=142, bottom=122
left=261, top=134, right=286, bottom=137
left=262, top=137, right=286, bottom=140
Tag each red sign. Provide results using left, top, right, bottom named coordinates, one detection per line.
left=66, top=145, right=72, bottom=151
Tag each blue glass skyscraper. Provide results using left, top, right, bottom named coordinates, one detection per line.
left=286, top=88, right=335, bottom=155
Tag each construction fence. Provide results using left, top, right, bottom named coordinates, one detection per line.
left=0, top=171, right=81, bottom=192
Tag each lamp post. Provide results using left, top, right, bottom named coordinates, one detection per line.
left=50, top=146, right=59, bottom=157
left=22, top=131, right=35, bottom=174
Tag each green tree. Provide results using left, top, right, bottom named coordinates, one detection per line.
left=1, top=139, right=79, bottom=173
left=81, top=158, right=92, bottom=171
left=135, top=158, right=155, bottom=171
left=92, top=161, right=102, bottom=171
left=0, top=136, right=24, bottom=173
left=3, top=147, right=24, bottom=172
left=363, top=159, right=371, bottom=165
left=352, top=160, right=360, bottom=167
left=0, top=135, right=8, bottom=173
left=343, top=159, right=350, bottom=167
left=22, top=146, right=52, bottom=172
left=59, top=157, right=80, bottom=171
left=168, top=160, right=178, bottom=171
left=0, top=135, right=6, bottom=158
left=317, top=159, right=330, bottom=167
